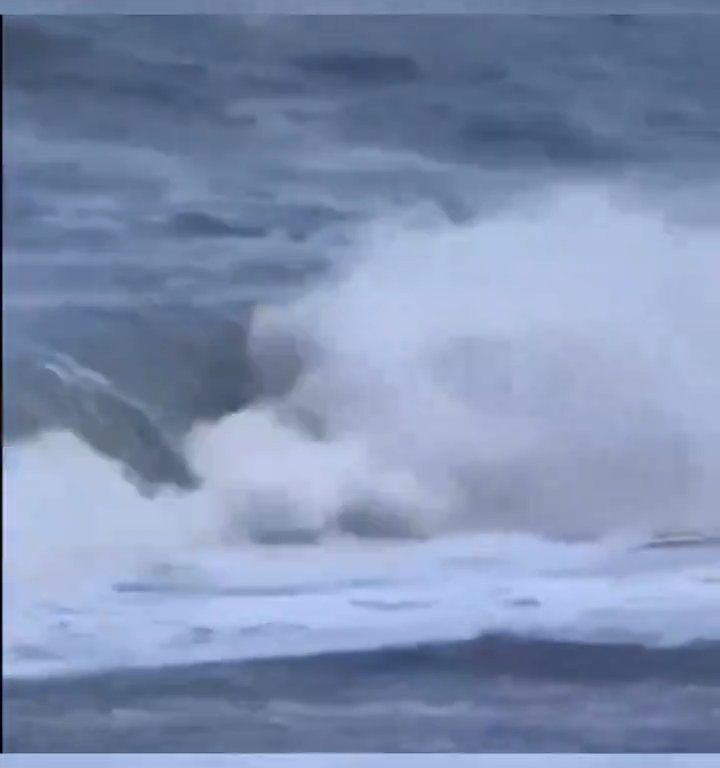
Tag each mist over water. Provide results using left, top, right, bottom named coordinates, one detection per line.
left=197, top=186, right=720, bottom=542
left=6, top=185, right=720, bottom=586
left=3, top=20, right=720, bottom=747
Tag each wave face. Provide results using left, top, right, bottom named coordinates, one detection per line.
left=3, top=16, right=720, bottom=693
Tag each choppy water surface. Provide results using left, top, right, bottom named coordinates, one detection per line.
left=3, top=15, right=720, bottom=752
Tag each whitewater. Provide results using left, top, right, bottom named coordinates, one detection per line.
left=4, top=14, right=720, bottom=752
left=5, top=185, right=720, bottom=681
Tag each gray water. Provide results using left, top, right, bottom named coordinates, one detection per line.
left=3, top=15, right=720, bottom=753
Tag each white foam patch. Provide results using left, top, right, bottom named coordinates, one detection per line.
left=3, top=434, right=218, bottom=591
left=5, top=529, right=720, bottom=680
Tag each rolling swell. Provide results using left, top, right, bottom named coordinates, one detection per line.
left=6, top=635, right=720, bottom=752
left=7, top=634, right=720, bottom=692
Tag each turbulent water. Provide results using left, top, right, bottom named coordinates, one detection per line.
left=3, top=15, right=720, bottom=752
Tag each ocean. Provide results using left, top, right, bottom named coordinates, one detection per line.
left=3, top=14, right=720, bottom=752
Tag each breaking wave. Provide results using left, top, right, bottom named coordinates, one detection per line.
left=5, top=184, right=720, bottom=583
